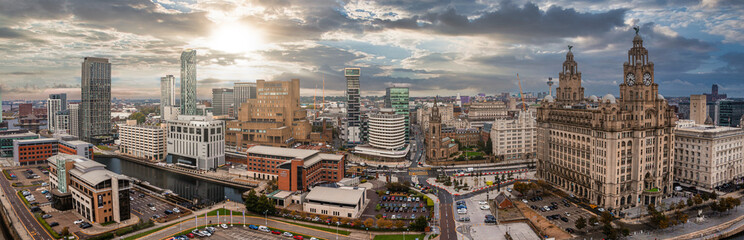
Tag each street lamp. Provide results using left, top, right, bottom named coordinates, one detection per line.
left=264, top=210, right=268, bottom=226
left=336, top=222, right=340, bottom=240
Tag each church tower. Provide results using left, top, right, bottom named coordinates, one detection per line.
left=429, top=97, right=442, bottom=159
left=555, top=46, right=585, bottom=103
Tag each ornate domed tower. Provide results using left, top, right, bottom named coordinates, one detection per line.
left=555, top=45, right=585, bottom=103
left=620, top=26, right=659, bottom=128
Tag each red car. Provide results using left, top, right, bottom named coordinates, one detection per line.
left=294, top=236, right=304, bottom=240
left=186, top=233, right=195, bottom=238
left=271, top=230, right=281, bottom=235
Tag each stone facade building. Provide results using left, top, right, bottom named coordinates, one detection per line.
left=425, top=99, right=458, bottom=161
left=491, top=110, right=536, bottom=161
left=674, top=120, right=744, bottom=192
left=536, top=33, right=677, bottom=212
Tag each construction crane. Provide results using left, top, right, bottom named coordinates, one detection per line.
left=517, top=73, right=526, bottom=111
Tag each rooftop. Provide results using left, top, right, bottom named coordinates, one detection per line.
left=248, top=145, right=319, bottom=160
left=305, top=186, right=365, bottom=206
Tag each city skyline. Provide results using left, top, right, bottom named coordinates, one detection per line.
left=0, top=0, right=742, bottom=100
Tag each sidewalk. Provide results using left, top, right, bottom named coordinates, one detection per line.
left=0, top=185, right=32, bottom=240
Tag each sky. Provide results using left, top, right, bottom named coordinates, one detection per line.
left=0, top=0, right=743, bottom=100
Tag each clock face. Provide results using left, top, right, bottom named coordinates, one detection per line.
left=626, top=73, right=635, bottom=86
left=643, top=73, right=652, bottom=86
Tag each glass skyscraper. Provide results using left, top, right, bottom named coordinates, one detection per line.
left=385, top=86, right=410, bottom=143
left=160, top=75, right=176, bottom=116
left=81, top=57, right=111, bottom=143
left=180, top=49, right=197, bottom=115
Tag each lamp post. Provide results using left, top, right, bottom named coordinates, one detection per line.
left=336, top=222, right=340, bottom=240
left=264, top=210, right=268, bottom=226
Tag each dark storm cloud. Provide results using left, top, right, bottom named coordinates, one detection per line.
left=0, top=0, right=68, bottom=20
left=717, top=52, right=744, bottom=73
left=241, top=3, right=365, bottom=43
left=0, top=27, right=26, bottom=39
left=374, top=1, right=626, bottom=42
left=261, top=45, right=366, bottom=67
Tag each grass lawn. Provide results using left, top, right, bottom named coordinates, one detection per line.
left=373, top=233, right=426, bottom=240
left=274, top=219, right=351, bottom=235
left=464, top=151, right=484, bottom=157
left=97, top=145, right=111, bottom=150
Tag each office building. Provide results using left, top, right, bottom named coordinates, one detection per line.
left=233, top=82, right=257, bottom=118
left=715, top=100, right=744, bottom=127
left=674, top=120, right=744, bottom=192
left=491, top=110, right=536, bottom=161
left=80, top=57, right=112, bottom=143
left=690, top=94, right=707, bottom=124
left=211, top=88, right=234, bottom=116
left=13, top=137, right=94, bottom=166
left=0, top=132, right=39, bottom=157
left=160, top=75, right=176, bottom=116
left=180, top=49, right=197, bottom=115
left=344, top=68, right=362, bottom=146
left=226, top=79, right=314, bottom=149
left=385, top=86, right=410, bottom=143
left=49, top=93, right=67, bottom=111
left=468, top=101, right=508, bottom=129
left=118, top=120, right=166, bottom=161
left=47, top=98, right=62, bottom=132
left=245, top=146, right=344, bottom=191
left=536, top=33, right=677, bottom=213
left=69, top=104, right=80, bottom=137
left=48, top=154, right=131, bottom=223
left=167, top=114, right=224, bottom=170
left=303, top=186, right=367, bottom=218
left=162, top=106, right=180, bottom=122
left=354, top=109, right=409, bottom=161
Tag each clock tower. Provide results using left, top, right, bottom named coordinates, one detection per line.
left=555, top=45, right=584, bottom=103
left=620, top=27, right=659, bottom=127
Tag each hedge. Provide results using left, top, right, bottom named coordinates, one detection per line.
left=35, top=213, right=64, bottom=239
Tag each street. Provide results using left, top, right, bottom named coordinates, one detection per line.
left=0, top=170, right=54, bottom=240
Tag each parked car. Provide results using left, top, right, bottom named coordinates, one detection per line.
left=164, top=210, right=173, bottom=215
left=41, top=214, right=52, bottom=219
left=220, top=223, right=228, bottom=229
left=80, top=222, right=92, bottom=229
left=283, top=232, right=294, bottom=237
left=73, top=219, right=84, bottom=225
left=294, top=236, right=305, bottom=240
left=248, top=225, right=259, bottom=230
left=186, top=233, right=195, bottom=238
left=173, top=208, right=181, bottom=213
left=147, top=203, right=154, bottom=207
left=259, top=226, right=270, bottom=232
left=49, top=222, right=59, bottom=227
left=480, top=205, right=490, bottom=210
left=565, top=228, right=576, bottom=233
left=271, top=230, right=281, bottom=235
left=150, top=207, right=157, bottom=211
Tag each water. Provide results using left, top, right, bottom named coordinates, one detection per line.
left=95, top=157, right=248, bottom=204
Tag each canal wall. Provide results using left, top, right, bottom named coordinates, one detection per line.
left=97, top=154, right=257, bottom=190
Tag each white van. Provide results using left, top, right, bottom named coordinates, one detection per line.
left=258, top=226, right=270, bottom=232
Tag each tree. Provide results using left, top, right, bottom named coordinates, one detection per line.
left=332, top=217, right=339, bottom=224
left=588, top=216, right=599, bottom=227
left=674, top=211, right=688, bottom=226
left=410, top=216, right=428, bottom=231
left=485, top=138, right=493, bottom=155
left=61, top=227, right=69, bottom=236
left=352, top=219, right=362, bottom=227
left=364, top=218, right=375, bottom=228
left=394, top=220, right=405, bottom=229
left=687, top=197, right=694, bottom=207
left=244, top=190, right=259, bottom=211
left=575, top=216, right=586, bottom=231
left=128, top=112, right=146, bottom=124
left=600, top=211, right=613, bottom=225
left=678, top=200, right=686, bottom=210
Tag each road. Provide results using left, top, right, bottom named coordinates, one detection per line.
left=0, top=172, right=54, bottom=240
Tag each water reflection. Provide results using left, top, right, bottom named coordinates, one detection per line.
left=96, top=157, right=247, bottom=204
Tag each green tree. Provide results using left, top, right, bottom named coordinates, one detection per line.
left=61, top=227, right=69, bottom=236
left=575, top=216, right=586, bottom=231
left=687, top=197, right=694, bottom=207
left=244, top=190, right=259, bottom=211
left=410, top=216, right=428, bottom=231
left=128, top=112, right=146, bottom=124
left=588, top=216, right=599, bottom=226
left=485, top=138, right=493, bottom=155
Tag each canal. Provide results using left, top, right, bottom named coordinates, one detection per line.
left=95, top=157, right=248, bottom=204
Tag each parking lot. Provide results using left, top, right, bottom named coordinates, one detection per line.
left=129, top=188, right=186, bottom=223
left=360, top=191, right=429, bottom=225
left=519, top=192, right=596, bottom=233
left=211, top=227, right=285, bottom=240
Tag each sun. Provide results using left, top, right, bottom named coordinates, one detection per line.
left=207, top=22, right=264, bottom=53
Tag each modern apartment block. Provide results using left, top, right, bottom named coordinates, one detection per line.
left=180, top=49, right=197, bottom=115
left=160, top=75, right=176, bottom=116
left=13, top=137, right=94, bottom=166
left=226, top=79, right=313, bottom=149
left=344, top=68, right=362, bottom=146
left=385, top=86, right=410, bottom=143
left=245, top=145, right=344, bottom=191
left=54, top=110, right=70, bottom=134
left=47, top=98, right=62, bottom=132
left=167, top=114, right=225, bottom=170
left=491, top=110, right=536, bottom=161
left=118, top=120, right=166, bottom=161
left=80, top=57, right=112, bottom=144
left=48, top=154, right=131, bottom=223
left=536, top=33, right=677, bottom=213
left=69, top=103, right=80, bottom=137
left=233, top=82, right=257, bottom=118
left=211, top=88, right=234, bottom=116
left=674, top=120, right=744, bottom=191
left=49, top=93, right=67, bottom=111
